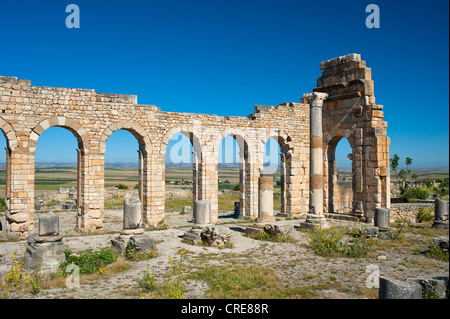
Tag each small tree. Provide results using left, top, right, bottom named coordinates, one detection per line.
left=390, top=154, right=419, bottom=202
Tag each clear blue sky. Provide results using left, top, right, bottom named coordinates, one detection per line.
left=0, top=0, right=448, bottom=169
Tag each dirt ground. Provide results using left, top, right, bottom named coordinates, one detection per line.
left=0, top=209, right=448, bottom=299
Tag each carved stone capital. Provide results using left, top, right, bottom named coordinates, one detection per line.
left=304, top=92, right=328, bottom=107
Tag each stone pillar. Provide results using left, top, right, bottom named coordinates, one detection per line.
left=300, top=92, right=329, bottom=229
left=5, top=147, right=10, bottom=201
left=25, top=212, right=65, bottom=273
left=280, top=153, right=286, bottom=215
left=256, top=176, right=275, bottom=223
left=193, top=200, right=212, bottom=226
left=137, top=149, right=144, bottom=205
left=76, top=148, right=82, bottom=213
left=433, top=198, right=449, bottom=229
left=374, top=207, right=391, bottom=239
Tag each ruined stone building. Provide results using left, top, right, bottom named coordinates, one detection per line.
left=0, top=53, right=390, bottom=238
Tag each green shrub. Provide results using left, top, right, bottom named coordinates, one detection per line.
left=404, top=187, right=429, bottom=201
left=0, top=197, right=6, bottom=212
left=115, top=183, right=128, bottom=190
left=60, top=248, right=118, bottom=275
left=416, top=207, right=434, bottom=223
left=306, top=226, right=373, bottom=258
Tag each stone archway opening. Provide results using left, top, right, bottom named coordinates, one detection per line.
left=217, top=135, right=240, bottom=217
left=326, top=136, right=353, bottom=215
left=217, top=133, right=251, bottom=219
left=0, top=130, right=8, bottom=215
left=34, top=126, right=82, bottom=234
left=262, top=137, right=282, bottom=215
left=103, top=129, right=141, bottom=232
left=164, top=132, right=195, bottom=216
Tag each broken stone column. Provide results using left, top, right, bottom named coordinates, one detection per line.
left=432, top=198, right=449, bottom=229
left=111, top=195, right=154, bottom=256
left=379, top=277, right=422, bottom=299
left=374, top=207, right=391, bottom=239
left=256, top=176, right=275, bottom=223
left=300, top=92, right=329, bottom=229
left=193, top=200, right=211, bottom=226
left=123, top=194, right=143, bottom=230
left=25, top=212, right=65, bottom=273
left=409, top=275, right=449, bottom=299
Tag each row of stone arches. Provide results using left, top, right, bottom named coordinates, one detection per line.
left=1, top=115, right=296, bottom=234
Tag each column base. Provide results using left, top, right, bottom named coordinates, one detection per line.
left=299, top=214, right=330, bottom=230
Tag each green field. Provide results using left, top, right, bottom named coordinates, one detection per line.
left=0, top=166, right=448, bottom=198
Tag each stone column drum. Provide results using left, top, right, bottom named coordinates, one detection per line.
left=256, top=176, right=275, bottom=223
left=433, top=198, right=449, bottom=229
left=194, top=200, right=212, bottom=226
left=301, top=92, right=329, bottom=229
left=374, top=207, right=391, bottom=239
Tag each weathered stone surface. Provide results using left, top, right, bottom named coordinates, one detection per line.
left=201, top=226, right=231, bottom=247
left=38, top=212, right=59, bottom=236
left=62, top=200, right=77, bottom=210
left=433, top=198, right=449, bottom=229
left=182, top=226, right=203, bottom=245
left=25, top=240, right=66, bottom=273
left=128, top=233, right=156, bottom=255
left=409, top=275, right=449, bottom=299
left=194, top=200, right=211, bottom=225
left=0, top=53, right=389, bottom=237
left=262, top=223, right=292, bottom=236
left=245, top=225, right=265, bottom=237
left=374, top=208, right=390, bottom=231
left=379, top=276, right=422, bottom=299
left=432, top=236, right=449, bottom=252
left=123, top=194, right=142, bottom=229
left=358, top=226, right=379, bottom=238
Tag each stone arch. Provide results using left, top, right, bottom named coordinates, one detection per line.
left=28, top=117, right=90, bottom=231
left=99, top=120, right=152, bottom=155
left=261, top=131, right=294, bottom=216
left=212, top=127, right=256, bottom=218
left=99, top=121, right=153, bottom=222
left=0, top=117, right=18, bottom=150
left=160, top=126, right=202, bottom=163
left=29, top=116, right=89, bottom=151
left=211, top=127, right=253, bottom=161
left=324, top=130, right=357, bottom=215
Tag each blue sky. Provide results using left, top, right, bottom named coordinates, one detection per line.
left=0, top=0, right=448, bottom=169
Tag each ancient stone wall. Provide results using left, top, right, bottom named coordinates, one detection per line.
left=0, top=53, right=389, bottom=237
left=0, top=76, right=310, bottom=237
left=314, top=53, right=390, bottom=221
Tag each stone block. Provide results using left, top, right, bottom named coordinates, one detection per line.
left=374, top=207, right=390, bottom=231
left=201, top=226, right=232, bottom=247
left=358, top=226, right=379, bottom=238
left=432, top=236, right=449, bottom=252
left=379, top=277, right=422, bottom=299
left=123, top=194, right=142, bottom=229
left=245, top=225, right=264, bottom=237
left=182, top=226, right=203, bottom=245
left=433, top=198, right=449, bottom=229
left=128, top=233, right=156, bottom=255
left=409, top=276, right=449, bottom=299
left=194, top=200, right=211, bottom=225
left=38, top=212, right=59, bottom=236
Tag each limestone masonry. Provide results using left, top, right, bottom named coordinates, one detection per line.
left=0, top=53, right=390, bottom=238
